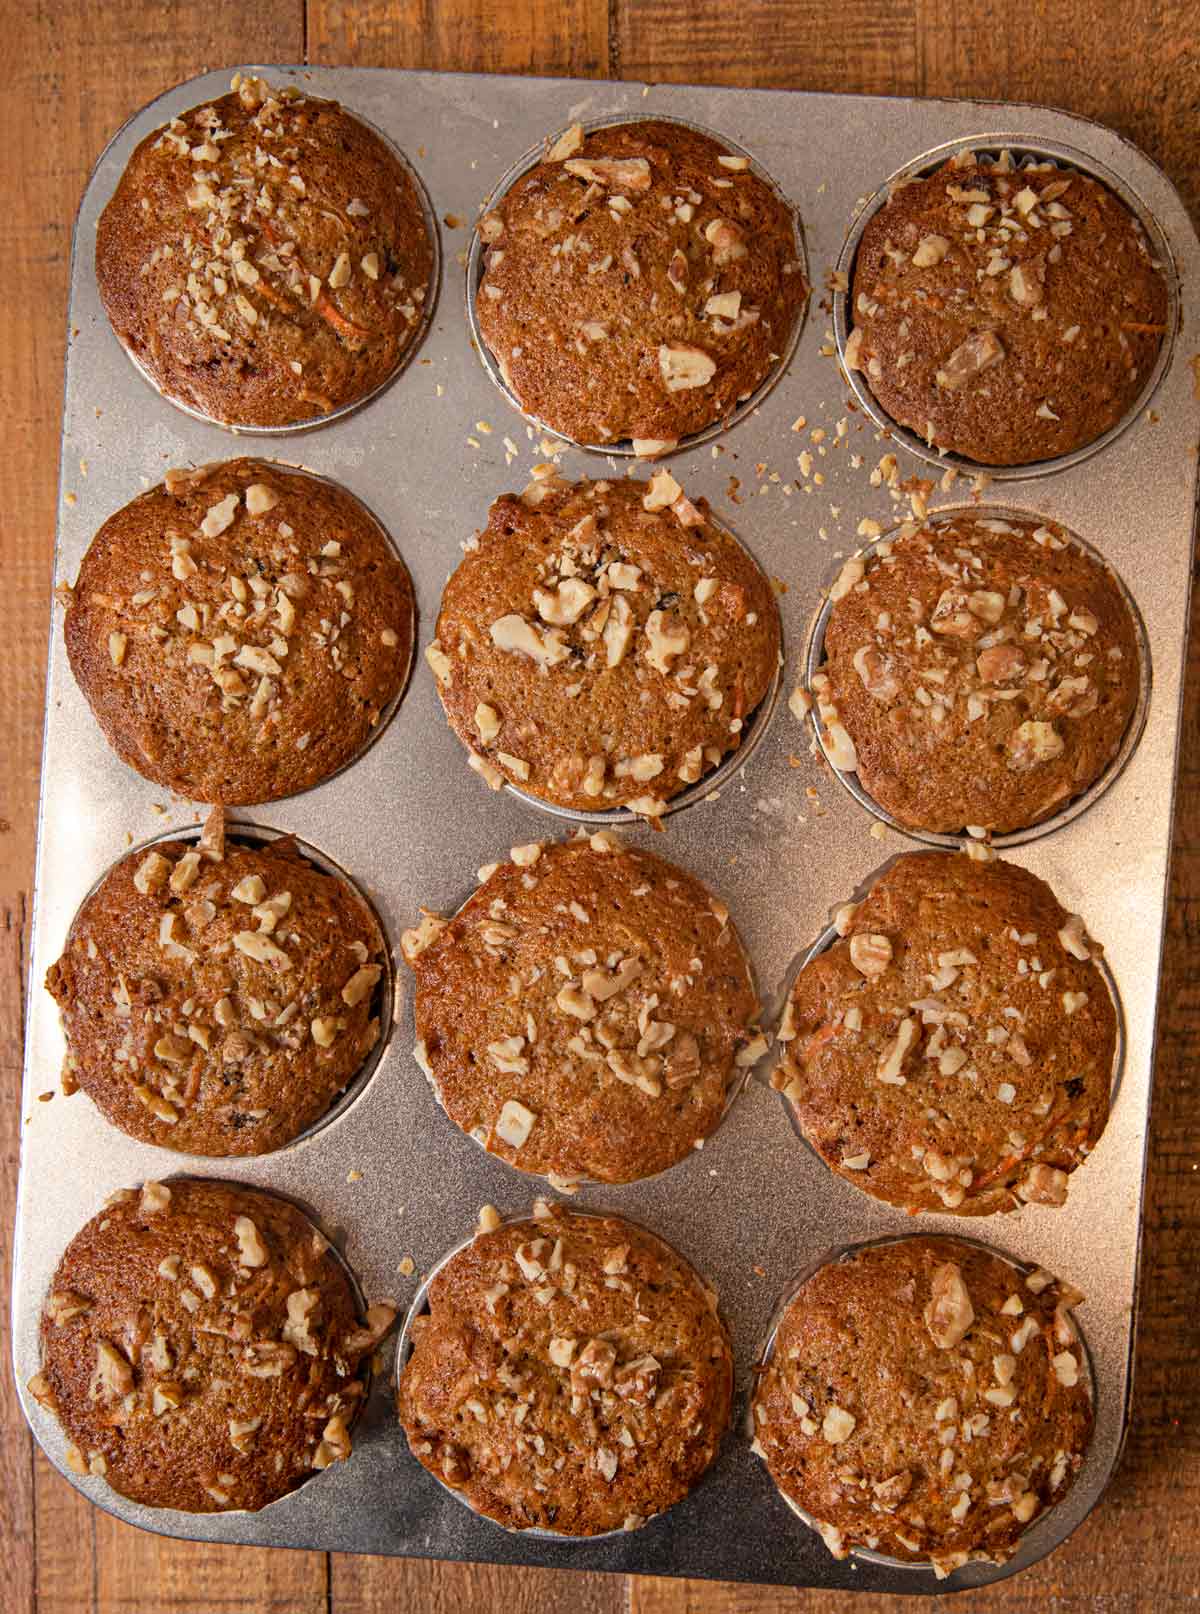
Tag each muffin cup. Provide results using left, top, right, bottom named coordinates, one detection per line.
left=60, top=821, right=395, bottom=1154
left=394, top=1204, right=729, bottom=1541
left=109, top=109, right=442, bottom=436
left=769, top=894, right=1127, bottom=1187
left=465, top=114, right=809, bottom=459
left=802, top=505, right=1152, bottom=849
left=32, top=1176, right=380, bottom=1516
left=832, top=135, right=1178, bottom=479
left=410, top=852, right=766, bottom=1191
left=468, top=507, right=784, bottom=828
left=750, top=1231, right=1095, bottom=1577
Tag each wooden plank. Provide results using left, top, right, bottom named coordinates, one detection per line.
left=2, top=8, right=323, bottom=1612
left=308, top=3, right=621, bottom=1609
left=307, top=0, right=609, bottom=75
left=613, top=0, right=918, bottom=95
left=334, top=1558, right=625, bottom=1613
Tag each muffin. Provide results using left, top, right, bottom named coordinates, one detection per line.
left=27, top=1178, right=396, bottom=1512
left=427, top=469, right=781, bottom=816
left=774, top=852, right=1115, bottom=1215
left=61, top=458, right=414, bottom=804
left=96, top=72, right=433, bottom=428
left=474, top=119, right=807, bottom=450
left=45, top=813, right=386, bottom=1156
left=398, top=1202, right=732, bottom=1534
left=402, top=834, right=764, bottom=1185
left=751, top=1236, right=1092, bottom=1578
left=846, top=150, right=1167, bottom=466
left=813, top=512, right=1140, bottom=835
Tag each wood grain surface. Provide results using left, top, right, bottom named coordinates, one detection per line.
left=3, top=2, right=1197, bottom=1611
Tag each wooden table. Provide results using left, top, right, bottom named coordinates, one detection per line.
left=3, top=3, right=1197, bottom=1609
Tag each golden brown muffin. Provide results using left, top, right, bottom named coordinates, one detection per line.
left=28, top=1178, right=396, bottom=1513
left=846, top=151, right=1166, bottom=466
left=427, top=470, right=781, bottom=816
left=774, top=852, right=1114, bottom=1215
left=402, top=835, right=764, bottom=1185
left=475, top=119, right=807, bottom=449
left=45, top=817, right=386, bottom=1155
left=398, top=1203, right=732, bottom=1534
left=752, top=1237, right=1092, bottom=1578
left=96, top=73, right=433, bottom=428
left=61, top=458, right=414, bottom=805
left=814, top=512, right=1140, bottom=835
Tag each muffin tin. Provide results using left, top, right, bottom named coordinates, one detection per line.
left=13, top=66, right=1199, bottom=1594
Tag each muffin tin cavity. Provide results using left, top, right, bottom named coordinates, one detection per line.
left=447, top=502, right=785, bottom=829
left=803, top=506, right=1152, bottom=849
left=832, top=135, right=1177, bottom=478
left=466, top=114, right=809, bottom=458
left=395, top=1205, right=729, bottom=1541
left=53, top=821, right=395, bottom=1156
left=102, top=96, right=442, bottom=435
left=751, top=1233, right=1095, bottom=1578
left=771, top=890, right=1127, bottom=1192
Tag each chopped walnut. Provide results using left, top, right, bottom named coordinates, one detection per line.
left=924, top=1262, right=975, bottom=1348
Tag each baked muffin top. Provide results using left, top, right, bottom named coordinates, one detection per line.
left=752, top=1236, right=1092, bottom=1578
left=847, top=152, right=1166, bottom=465
left=398, top=1203, right=732, bottom=1535
left=402, top=835, right=764, bottom=1185
left=46, top=817, right=386, bottom=1156
left=814, top=512, right=1140, bottom=835
left=96, top=74, right=433, bottom=428
left=427, top=470, right=781, bottom=817
left=475, top=118, right=807, bottom=449
left=62, top=458, right=414, bottom=805
left=773, top=852, right=1115, bottom=1215
left=29, top=1178, right=395, bottom=1513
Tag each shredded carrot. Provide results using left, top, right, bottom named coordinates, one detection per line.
left=802, top=1021, right=840, bottom=1061
left=315, top=292, right=371, bottom=342
left=1121, top=322, right=1166, bottom=333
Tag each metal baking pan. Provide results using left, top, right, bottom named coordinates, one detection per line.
left=13, top=65, right=1198, bottom=1595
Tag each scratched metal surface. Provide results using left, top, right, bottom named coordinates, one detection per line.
left=11, top=66, right=1199, bottom=1595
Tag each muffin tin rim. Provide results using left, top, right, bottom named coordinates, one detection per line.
left=463, top=110, right=811, bottom=461
left=801, top=501, right=1154, bottom=849
left=830, top=132, right=1180, bottom=480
